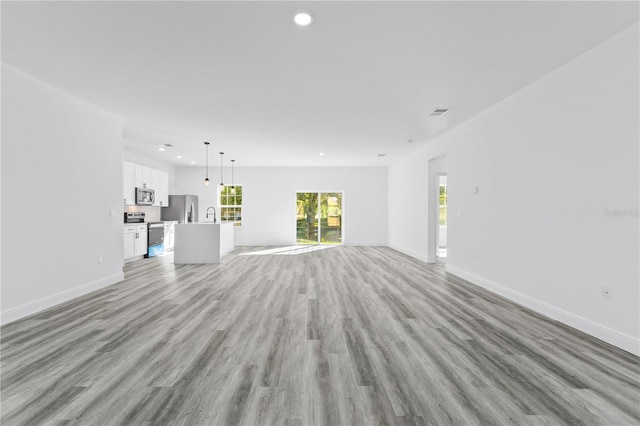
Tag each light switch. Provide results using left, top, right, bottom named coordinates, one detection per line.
left=471, top=186, right=479, bottom=194
left=110, top=209, right=116, bottom=218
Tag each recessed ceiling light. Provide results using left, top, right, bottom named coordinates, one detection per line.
left=294, top=9, right=314, bottom=26
left=318, top=152, right=325, bottom=156
left=176, top=155, right=183, bottom=159
left=190, top=161, right=196, bottom=164
left=158, top=147, right=165, bottom=151
left=430, top=108, right=449, bottom=116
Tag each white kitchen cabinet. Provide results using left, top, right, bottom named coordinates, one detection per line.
left=150, top=169, right=169, bottom=207
left=124, top=224, right=148, bottom=261
left=135, top=225, right=148, bottom=257
left=123, top=227, right=136, bottom=259
left=135, top=164, right=151, bottom=189
left=123, top=161, right=136, bottom=205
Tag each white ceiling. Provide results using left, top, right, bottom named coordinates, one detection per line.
left=2, top=1, right=638, bottom=167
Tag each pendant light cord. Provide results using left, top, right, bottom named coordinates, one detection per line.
left=219, top=152, right=225, bottom=188
left=204, top=142, right=210, bottom=185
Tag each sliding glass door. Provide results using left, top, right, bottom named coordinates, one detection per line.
left=296, top=192, right=318, bottom=244
left=296, top=192, right=342, bottom=244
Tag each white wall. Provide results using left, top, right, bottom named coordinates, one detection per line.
left=1, top=63, right=125, bottom=323
left=174, top=167, right=387, bottom=246
left=388, top=140, right=447, bottom=261
left=387, top=23, right=639, bottom=354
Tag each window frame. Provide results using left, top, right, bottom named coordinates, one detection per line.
left=219, top=184, right=243, bottom=227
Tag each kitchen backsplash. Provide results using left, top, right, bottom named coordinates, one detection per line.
left=124, top=206, right=162, bottom=222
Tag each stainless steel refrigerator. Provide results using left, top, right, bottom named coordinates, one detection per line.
left=161, top=195, right=199, bottom=223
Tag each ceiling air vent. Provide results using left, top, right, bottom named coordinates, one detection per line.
left=430, top=108, right=448, bottom=116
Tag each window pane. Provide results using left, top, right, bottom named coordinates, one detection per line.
left=296, top=192, right=318, bottom=244
left=320, top=192, right=341, bottom=244
left=439, top=206, right=447, bottom=226
left=439, top=186, right=447, bottom=206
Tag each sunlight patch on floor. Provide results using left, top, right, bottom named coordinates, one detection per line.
left=240, top=245, right=338, bottom=256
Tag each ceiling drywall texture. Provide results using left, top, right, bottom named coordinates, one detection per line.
left=2, top=1, right=638, bottom=167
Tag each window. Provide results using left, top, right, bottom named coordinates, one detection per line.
left=220, top=185, right=242, bottom=226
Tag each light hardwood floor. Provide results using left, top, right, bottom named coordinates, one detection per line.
left=1, top=246, right=639, bottom=425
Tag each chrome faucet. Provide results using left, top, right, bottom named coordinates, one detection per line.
left=206, top=206, right=217, bottom=223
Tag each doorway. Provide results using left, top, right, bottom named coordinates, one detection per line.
left=427, top=156, right=447, bottom=263
left=438, top=175, right=448, bottom=258
left=296, top=192, right=343, bottom=244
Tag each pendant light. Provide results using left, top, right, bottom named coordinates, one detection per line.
left=204, top=142, right=210, bottom=186
left=219, top=152, right=225, bottom=190
left=230, top=159, right=236, bottom=195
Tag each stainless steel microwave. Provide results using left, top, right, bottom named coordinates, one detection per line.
left=136, top=187, right=155, bottom=205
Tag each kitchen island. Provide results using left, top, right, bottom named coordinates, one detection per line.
left=173, top=222, right=235, bottom=264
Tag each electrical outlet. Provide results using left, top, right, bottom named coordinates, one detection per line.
left=602, top=286, right=613, bottom=300
left=98, top=254, right=103, bottom=264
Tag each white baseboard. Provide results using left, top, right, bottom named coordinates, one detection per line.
left=345, top=241, right=387, bottom=247
left=1, top=272, right=125, bottom=326
left=445, top=264, right=640, bottom=356
left=387, top=244, right=430, bottom=263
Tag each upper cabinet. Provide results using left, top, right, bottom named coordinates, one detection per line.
left=150, top=168, right=169, bottom=207
left=135, top=164, right=151, bottom=189
left=123, top=162, right=169, bottom=207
